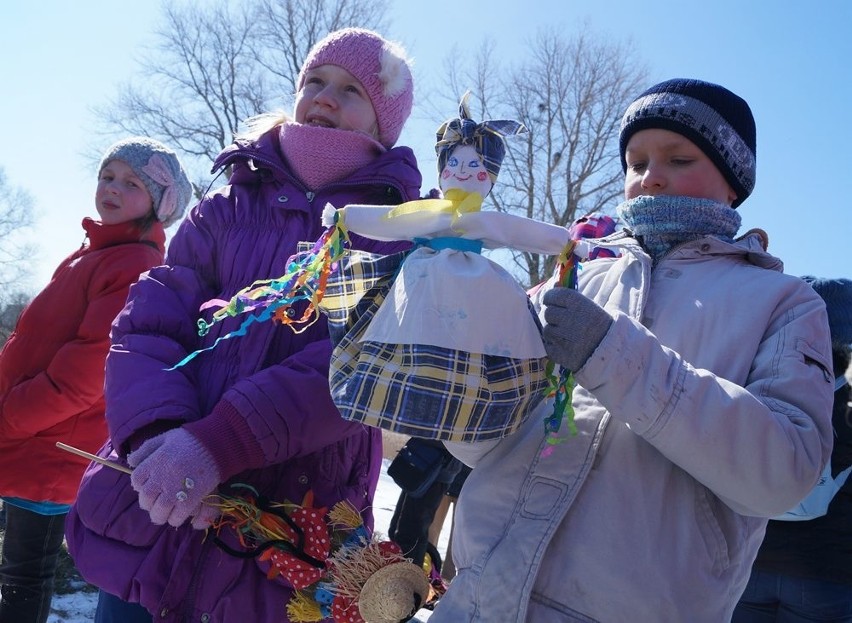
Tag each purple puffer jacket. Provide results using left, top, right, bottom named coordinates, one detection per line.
left=66, top=127, right=421, bottom=622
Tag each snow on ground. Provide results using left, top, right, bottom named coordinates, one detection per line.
left=47, top=459, right=444, bottom=622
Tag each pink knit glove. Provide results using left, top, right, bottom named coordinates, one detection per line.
left=128, top=428, right=222, bottom=529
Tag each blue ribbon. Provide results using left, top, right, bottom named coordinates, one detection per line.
left=414, top=236, right=483, bottom=254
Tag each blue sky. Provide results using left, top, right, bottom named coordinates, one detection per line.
left=2, top=0, right=849, bottom=290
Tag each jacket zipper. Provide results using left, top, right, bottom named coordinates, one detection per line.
left=179, top=539, right=213, bottom=622
left=218, top=150, right=410, bottom=206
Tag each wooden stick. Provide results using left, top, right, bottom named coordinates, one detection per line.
left=55, top=442, right=132, bottom=475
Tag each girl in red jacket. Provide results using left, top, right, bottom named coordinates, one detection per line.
left=0, top=136, right=192, bottom=623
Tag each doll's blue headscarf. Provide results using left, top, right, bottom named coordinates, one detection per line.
left=435, top=91, right=526, bottom=183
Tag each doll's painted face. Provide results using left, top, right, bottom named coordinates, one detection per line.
left=440, top=144, right=493, bottom=197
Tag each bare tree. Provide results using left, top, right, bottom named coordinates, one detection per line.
left=0, top=168, right=36, bottom=300
left=0, top=291, right=31, bottom=346
left=443, top=28, right=647, bottom=287
left=94, top=0, right=389, bottom=185
left=249, top=0, right=390, bottom=84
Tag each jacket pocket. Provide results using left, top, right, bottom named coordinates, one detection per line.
left=694, top=485, right=732, bottom=575
left=73, top=442, right=169, bottom=547
left=796, top=338, right=833, bottom=384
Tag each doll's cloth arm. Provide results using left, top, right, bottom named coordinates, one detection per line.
left=453, top=211, right=571, bottom=254
left=340, top=205, right=573, bottom=255
left=340, top=204, right=454, bottom=241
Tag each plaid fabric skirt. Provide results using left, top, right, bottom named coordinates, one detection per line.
left=324, top=249, right=548, bottom=442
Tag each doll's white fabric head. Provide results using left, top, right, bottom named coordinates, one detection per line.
left=434, top=92, right=526, bottom=198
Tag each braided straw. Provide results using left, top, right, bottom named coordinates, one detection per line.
left=357, top=561, right=431, bottom=623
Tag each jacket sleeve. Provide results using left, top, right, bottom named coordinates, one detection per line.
left=105, top=194, right=405, bottom=467
left=0, top=246, right=161, bottom=439
left=187, top=244, right=413, bottom=477
left=186, top=335, right=376, bottom=478
left=104, top=208, right=219, bottom=452
left=576, top=290, right=835, bottom=517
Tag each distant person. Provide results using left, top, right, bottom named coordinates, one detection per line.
left=0, top=137, right=192, bottom=623
left=387, top=437, right=463, bottom=600
left=427, top=463, right=471, bottom=583
left=429, top=78, right=835, bottom=622
left=733, top=277, right=852, bottom=623
left=65, top=28, right=422, bottom=623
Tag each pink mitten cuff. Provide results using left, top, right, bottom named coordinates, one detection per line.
left=183, top=399, right=266, bottom=479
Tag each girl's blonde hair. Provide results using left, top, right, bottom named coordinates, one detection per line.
left=234, top=110, right=293, bottom=142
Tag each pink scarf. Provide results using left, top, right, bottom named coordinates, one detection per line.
left=279, top=122, right=386, bottom=191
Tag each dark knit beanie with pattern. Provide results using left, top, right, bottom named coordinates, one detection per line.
left=802, top=276, right=852, bottom=348
left=619, top=78, right=757, bottom=208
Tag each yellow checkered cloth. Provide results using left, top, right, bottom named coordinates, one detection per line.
left=326, top=250, right=547, bottom=442
left=319, top=248, right=406, bottom=344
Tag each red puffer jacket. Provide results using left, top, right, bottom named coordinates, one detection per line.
left=0, top=217, right=165, bottom=504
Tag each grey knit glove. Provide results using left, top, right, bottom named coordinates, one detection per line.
left=542, top=287, right=612, bottom=372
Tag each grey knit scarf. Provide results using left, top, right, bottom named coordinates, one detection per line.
left=616, top=195, right=741, bottom=263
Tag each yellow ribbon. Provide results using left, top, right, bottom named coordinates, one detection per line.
left=384, top=188, right=483, bottom=221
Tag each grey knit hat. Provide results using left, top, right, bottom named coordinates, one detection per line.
left=619, top=79, right=756, bottom=208
left=98, top=137, right=193, bottom=227
left=802, top=276, right=852, bottom=346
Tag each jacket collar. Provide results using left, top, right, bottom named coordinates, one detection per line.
left=590, top=229, right=783, bottom=273
left=211, top=125, right=422, bottom=201
left=82, top=217, right=166, bottom=254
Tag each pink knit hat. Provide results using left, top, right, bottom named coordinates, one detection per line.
left=296, top=28, right=414, bottom=148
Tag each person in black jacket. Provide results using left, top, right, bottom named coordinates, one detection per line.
left=733, top=276, right=852, bottom=622
left=387, top=437, right=463, bottom=601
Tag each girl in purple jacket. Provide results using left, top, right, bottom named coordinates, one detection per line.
left=66, top=28, right=421, bottom=623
